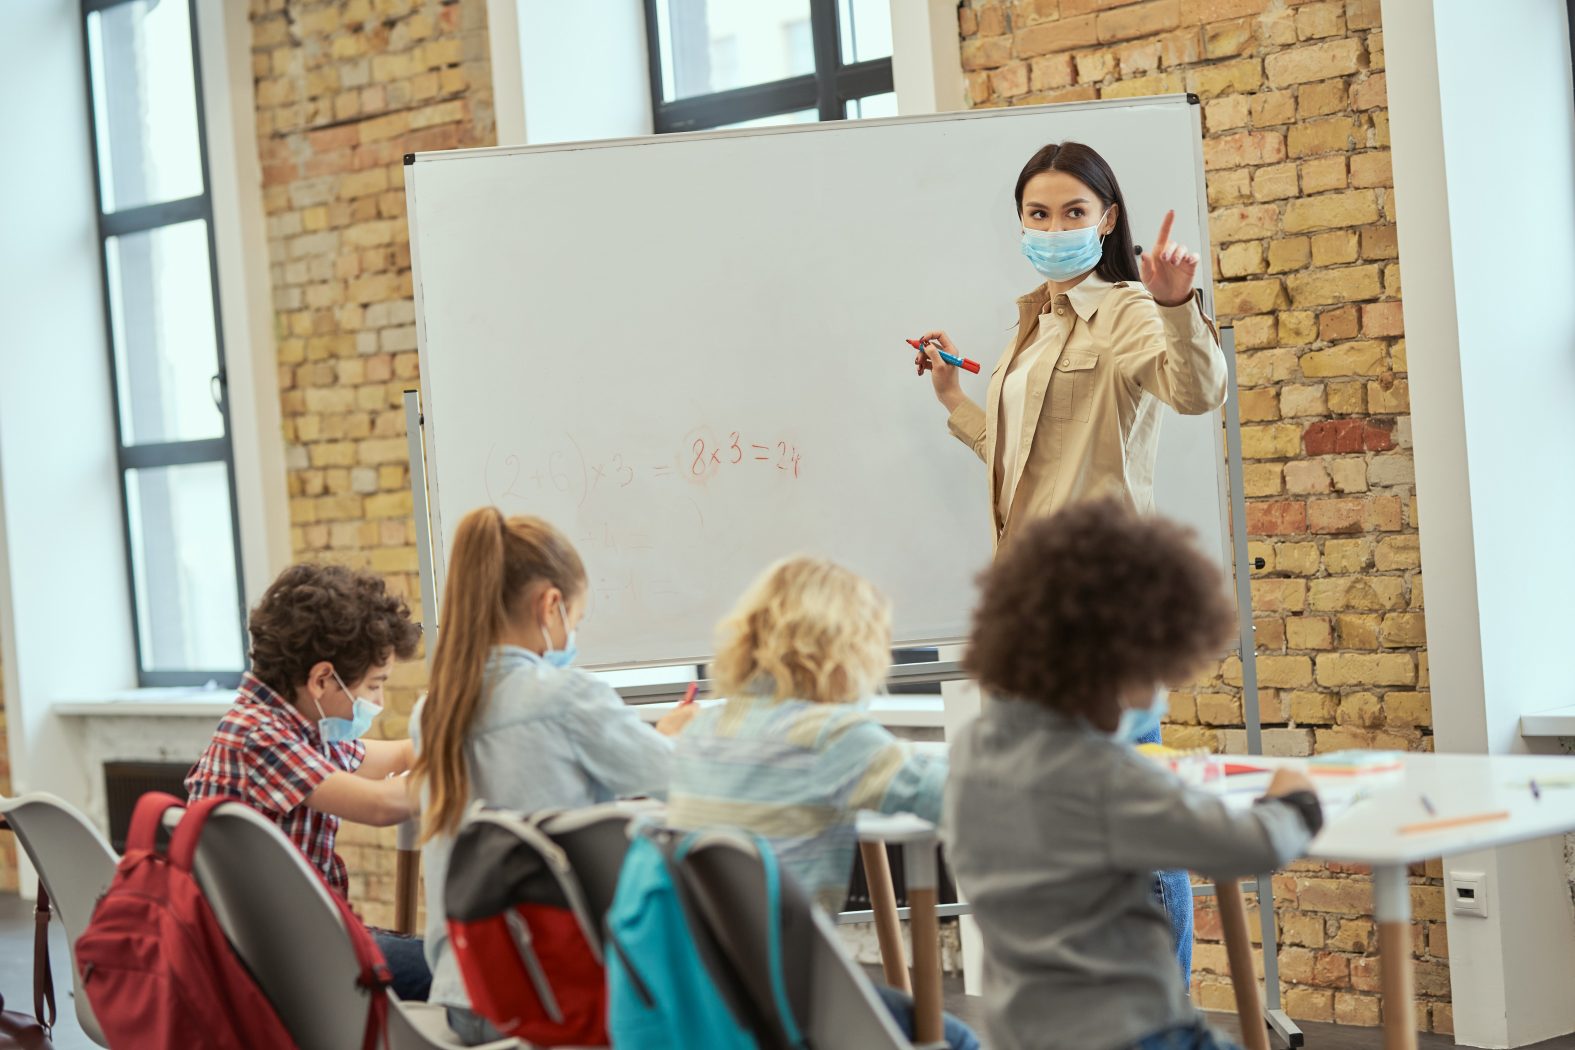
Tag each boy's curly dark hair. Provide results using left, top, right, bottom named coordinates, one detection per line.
left=248, top=562, right=421, bottom=692
left=964, top=498, right=1236, bottom=729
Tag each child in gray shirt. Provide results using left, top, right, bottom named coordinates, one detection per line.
left=944, top=498, right=1323, bottom=1050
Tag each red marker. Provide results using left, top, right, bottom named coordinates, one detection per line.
left=907, top=337, right=981, bottom=374
left=682, top=682, right=699, bottom=706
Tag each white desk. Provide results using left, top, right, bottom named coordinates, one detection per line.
left=1221, top=752, right=1575, bottom=1050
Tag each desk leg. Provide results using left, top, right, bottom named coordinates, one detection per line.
left=394, top=848, right=419, bottom=936
left=905, top=839, right=944, bottom=1047
left=1375, top=864, right=1417, bottom=1050
left=860, top=842, right=911, bottom=993
left=1217, top=879, right=1268, bottom=1050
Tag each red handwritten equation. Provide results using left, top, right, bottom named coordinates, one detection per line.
left=484, top=429, right=803, bottom=507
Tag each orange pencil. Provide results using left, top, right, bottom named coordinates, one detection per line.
left=682, top=682, right=698, bottom=705
left=1398, top=810, right=1509, bottom=836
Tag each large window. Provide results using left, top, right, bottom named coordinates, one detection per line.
left=83, top=0, right=246, bottom=686
left=645, top=0, right=896, bottom=132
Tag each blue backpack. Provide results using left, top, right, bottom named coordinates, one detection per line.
left=605, top=827, right=804, bottom=1050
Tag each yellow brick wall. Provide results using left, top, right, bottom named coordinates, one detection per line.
left=250, top=0, right=495, bottom=929
left=958, top=0, right=1441, bottom=1032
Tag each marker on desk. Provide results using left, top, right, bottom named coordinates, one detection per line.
left=682, top=682, right=699, bottom=706
left=1531, top=779, right=1542, bottom=801
left=907, top=338, right=981, bottom=374
left=1420, top=794, right=1437, bottom=816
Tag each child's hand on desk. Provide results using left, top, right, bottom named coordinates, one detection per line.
left=1266, top=767, right=1315, bottom=797
left=655, top=702, right=700, bottom=737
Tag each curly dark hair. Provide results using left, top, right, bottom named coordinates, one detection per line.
left=964, top=498, right=1236, bottom=729
left=247, top=562, right=421, bottom=693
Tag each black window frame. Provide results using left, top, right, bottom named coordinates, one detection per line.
left=644, top=0, right=895, bottom=133
left=81, top=0, right=248, bottom=688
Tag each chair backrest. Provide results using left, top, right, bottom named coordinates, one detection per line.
left=536, top=805, right=638, bottom=925
left=0, top=792, right=119, bottom=1046
left=186, top=801, right=383, bottom=1050
left=682, top=831, right=908, bottom=1050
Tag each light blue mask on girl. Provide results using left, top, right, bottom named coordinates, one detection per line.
left=316, top=671, right=380, bottom=744
left=1020, top=207, right=1111, bottom=281
left=542, top=604, right=578, bottom=669
left=1112, top=689, right=1168, bottom=745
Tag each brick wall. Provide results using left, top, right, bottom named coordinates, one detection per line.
left=250, top=0, right=495, bottom=928
left=958, top=0, right=1442, bottom=1032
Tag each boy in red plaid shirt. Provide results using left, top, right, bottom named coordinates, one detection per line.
left=186, top=562, right=427, bottom=998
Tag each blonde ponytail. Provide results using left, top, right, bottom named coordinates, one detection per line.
left=413, top=508, right=586, bottom=840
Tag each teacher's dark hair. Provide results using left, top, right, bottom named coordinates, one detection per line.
left=964, top=498, right=1236, bottom=731
left=1014, top=142, right=1141, bottom=284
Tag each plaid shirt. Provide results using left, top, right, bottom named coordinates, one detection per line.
left=185, top=672, right=366, bottom=895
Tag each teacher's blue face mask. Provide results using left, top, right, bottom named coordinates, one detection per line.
left=1020, top=206, right=1111, bottom=281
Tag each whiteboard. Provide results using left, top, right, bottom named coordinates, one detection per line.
left=407, top=97, right=1230, bottom=669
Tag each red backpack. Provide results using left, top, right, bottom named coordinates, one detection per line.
left=74, top=793, right=391, bottom=1050
left=445, top=808, right=609, bottom=1046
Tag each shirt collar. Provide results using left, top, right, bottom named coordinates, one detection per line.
left=1015, top=272, right=1121, bottom=324
left=238, top=671, right=318, bottom=737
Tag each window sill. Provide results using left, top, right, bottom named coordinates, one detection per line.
left=55, top=686, right=234, bottom=719
left=1521, top=704, right=1575, bottom=738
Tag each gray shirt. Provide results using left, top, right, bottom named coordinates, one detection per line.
left=412, top=645, right=674, bottom=1009
left=943, top=699, right=1314, bottom=1050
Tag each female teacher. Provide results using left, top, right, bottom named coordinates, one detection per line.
left=915, top=141, right=1228, bottom=982
left=916, top=141, right=1227, bottom=550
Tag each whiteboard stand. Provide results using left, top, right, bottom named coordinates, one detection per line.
left=404, top=389, right=440, bottom=669
left=1216, top=327, right=1300, bottom=1049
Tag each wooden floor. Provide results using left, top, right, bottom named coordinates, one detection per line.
left=3, top=894, right=1571, bottom=1049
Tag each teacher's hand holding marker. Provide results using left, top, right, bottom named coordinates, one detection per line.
left=901, top=141, right=1230, bottom=986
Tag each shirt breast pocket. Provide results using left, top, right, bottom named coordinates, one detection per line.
left=1049, top=351, right=1100, bottom=422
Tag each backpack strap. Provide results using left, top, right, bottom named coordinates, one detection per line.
left=324, top=886, right=392, bottom=1050
left=125, top=792, right=186, bottom=855
left=166, top=796, right=231, bottom=873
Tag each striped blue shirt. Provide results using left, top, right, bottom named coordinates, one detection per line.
left=668, top=695, right=947, bottom=910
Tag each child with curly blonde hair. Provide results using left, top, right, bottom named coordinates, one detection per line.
left=668, top=556, right=977, bottom=1049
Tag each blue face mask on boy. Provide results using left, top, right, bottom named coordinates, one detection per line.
left=542, top=603, right=578, bottom=669
left=1020, top=206, right=1111, bottom=281
left=315, top=670, right=380, bottom=744
left=1112, top=689, right=1168, bottom=745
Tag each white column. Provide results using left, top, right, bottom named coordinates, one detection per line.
left=1381, top=0, right=1575, bottom=1044
left=890, top=0, right=967, bottom=116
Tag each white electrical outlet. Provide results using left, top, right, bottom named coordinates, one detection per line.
left=1449, top=870, right=1488, bottom=918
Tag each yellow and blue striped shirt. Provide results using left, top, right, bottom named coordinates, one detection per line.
left=668, top=695, right=947, bottom=911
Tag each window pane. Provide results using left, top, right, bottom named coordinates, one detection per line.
left=714, top=108, right=818, bottom=130
left=655, top=0, right=816, bottom=100
left=846, top=92, right=898, bottom=120
left=106, top=219, right=224, bottom=445
left=87, top=0, right=205, bottom=212
left=838, top=0, right=893, bottom=63
left=126, top=462, right=243, bottom=674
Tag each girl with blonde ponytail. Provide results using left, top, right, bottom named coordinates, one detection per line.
left=410, top=507, right=695, bottom=1045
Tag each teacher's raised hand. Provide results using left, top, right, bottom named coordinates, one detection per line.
left=1139, top=210, right=1199, bottom=308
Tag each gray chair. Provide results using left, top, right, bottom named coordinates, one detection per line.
left=0, top=792, right=118, bottom=1047
left=535, top=803, right=642, bottom=924
left=185, top=799, right=517, bottom=1050
left=681, top=829, right=909, bottom=1050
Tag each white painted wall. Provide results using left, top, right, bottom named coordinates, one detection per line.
left=198, top=0, right=291, bottom=602
left=890, top=0, right=966, bottom=116
left=490, top=0, right=654, bottom=146
left=0, top=0, right=139, bottom=829
left=1382, top=0, right=1575, bottom=1044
